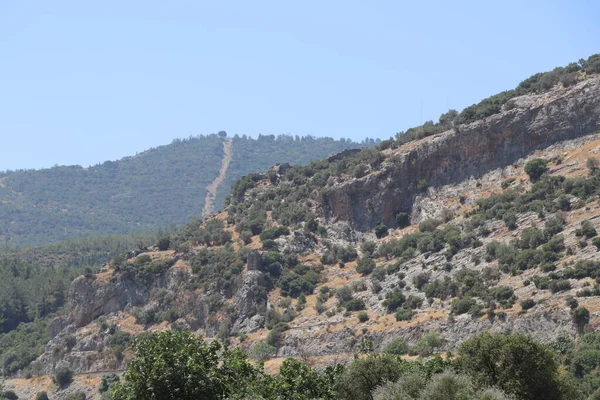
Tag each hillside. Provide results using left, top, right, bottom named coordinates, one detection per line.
left=3, top=55, right=600, bottom=399
left=0, top=134, right=365, bottom=247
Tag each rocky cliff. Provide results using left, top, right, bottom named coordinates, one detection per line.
left=322, top=77, right=600, bottom=231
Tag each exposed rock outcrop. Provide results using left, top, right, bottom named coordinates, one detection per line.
left=322, top=78, right=600, bottom=231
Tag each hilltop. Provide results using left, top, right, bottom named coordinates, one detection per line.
left=3, top=54, right=600, bottom=399
left=0, top=134, right=367, bottom=246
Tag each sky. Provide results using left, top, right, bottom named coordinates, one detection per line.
left=0, top=1, right=598, bottom=171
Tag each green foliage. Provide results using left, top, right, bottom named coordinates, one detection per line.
left=100, top=373, right=120, bottom=394
left=357, top=311, right=369, bottom=322
left=524, top=158, right=549, bottom=181
left=575, top=220, right=597, bottom=239
left=66, top=392, right=86, bottom=400
left=334, top=354, right=404, bottom=400
left=0, top=391, right=18, bottom=400
left=573, top=306, right=591, bottom=331
left=344, top=298, right=366, bottom=312
left=35, top=393, right=49, bottom=400
left=356, top=257, right=376, bottom=275
left=110, top=331, right=257, bottom=400
left=458, top=332, right=574, bottom=400
left=383, top=339, right=410, bottom=355
left=0, top=134, right=363, bottom=246
left=374, top=223, right=389, bottom=239
left=189, top=246, right=245, bottom=295
left=0, top=319, right=49, bottom=375
left=414, top=332, right=444, bottom=357
left=54, top=364, right=74, bottom=388
left=156, top=236, right=171, bottom=251
left=260, top=226, right=290, bottom=242
left=250, top=341, right=277, bottom=362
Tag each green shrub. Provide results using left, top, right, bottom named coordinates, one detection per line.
left=157, top=236, right=171, bottom=251
left=250, top=341, right=276, bottom=362
left=356, top=257, right=376, bottom=275
left=345, top=299, right=366, bottom=311
left=357, top=311, right=369, bottom=322
left=414, top=331, right=444, bottom=356
left=549, top=279, right=572, bottom=294
left=66, top=392, right=86, bottom=400
left=576, top=221, right=597, bottom=239
left=419, top=218, right=442, bottom=232
left=35, top=393, right=49, bottom=400
left=383, top=339, right=410, bottom=355
left=525, top=159, right=548, bottom=181
left=99, top=373, right=120, bottom=394
left=374, top=223, right=389, bottom=238
left=54, top=364, right=73, bottom=387
left=573, top=306, right=590, bottom=331
left=383, top=290, right=406, bottom=313
left=520, top=299, right=536, bottom=310
left=0, top=391, right=18, bottom=400
left=395, top=308, right=415, bottom=321
left=259, top=226, right=290, bottom=242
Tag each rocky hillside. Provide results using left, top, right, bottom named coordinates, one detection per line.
left=0, top=134, right=365, bottom=247
left=4, top=56, right=600, bottom=398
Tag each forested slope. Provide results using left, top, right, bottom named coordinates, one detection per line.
left=0, top=134, right=364, bottom=246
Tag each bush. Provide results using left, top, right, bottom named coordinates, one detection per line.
left=383, top=290, right=406, bottom=313
left=35, top=393, right=49, bottom=400
left=383, top=339, right=410, bottom=355
left=66, top=392, right=86, bottom=400
left=520, top=299, right=536, bottom=310
left=250, top=342, right=277, bottom=362
left=334, top=355, right=404, bottom=400
left=459, top=332, right=568, bottom=400
left=157, top=236, right=171, bottom=251
left=99, top=373, right=121, bottom=393
left=356, top=257, right=376, bottom=275
left=266, top=323, right=289, bottom=347
left=259, top=226, right=290, bottom=242
left=452, top=297, right=477, bottom=315
left=573, top=306, right=590, bottom=331
left=374, top=223, right=389, bottom=238
left=525, top=159, right=548, bottom=181
left=345, top=298, right=366, bottom=311
left=395, top=307, right=415, bottom=321
left=419, top=218, right=441, bottom=232
left=414, top=331, right=444, bottom=356
left=54, top=364, right=73, bottom=388
left=549, top=279, right=572, bottom=294
left=357, top=311, right=369, bottom=322
left=576, top=221, right=597, bottom=239
left=0, top=392, right=18, bottom=400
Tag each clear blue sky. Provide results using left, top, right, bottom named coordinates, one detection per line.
left=1, top=1, right=598, bottom=171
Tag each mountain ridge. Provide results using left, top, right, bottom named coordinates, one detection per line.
left=0, top=134, right=367, bottom=246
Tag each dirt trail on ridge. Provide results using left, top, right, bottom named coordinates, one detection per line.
left=202, top=139, right=232, bottom=218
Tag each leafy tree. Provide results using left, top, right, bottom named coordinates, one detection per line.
left=383, top=339, right=409, bottom=355
left=334, top=354, right=404, bottom=400
left=356, top=257, right=376, bottom=275
left=573, top=306, right=590, bottom=332
left=110, top=331, right=257, bottom=400
left=54, top=364, right=74, bottom=388
left=524, top=159, right=548, bottom=181
left=458, top=332, right=577, bottom=400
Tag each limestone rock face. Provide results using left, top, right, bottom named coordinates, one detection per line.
left=322, top=78, right=600, bottom=231
left=67, top=275, right=150, bottom=328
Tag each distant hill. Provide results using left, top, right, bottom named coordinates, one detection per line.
left=0, top=134, right=368, bottom=246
